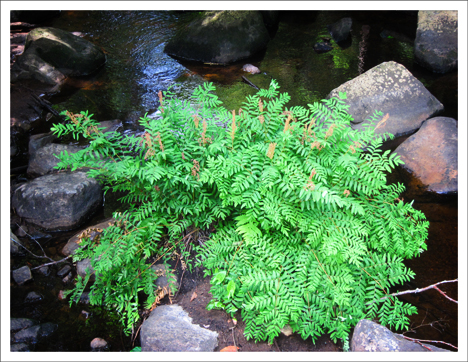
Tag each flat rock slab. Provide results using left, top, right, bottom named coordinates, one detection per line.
left=140, top=304, right=218, bottom=352
left=27, top=143, right=83, bottom=176
left=11, top=171, right=102, bottom=231
left=394, top=117, right=457, bottom=195
left=328, top=61, right=443, bottom=139
left=351, top=319, right=450, bottom=352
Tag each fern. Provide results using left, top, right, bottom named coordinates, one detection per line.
left=52, top=80, right=428, bottom=342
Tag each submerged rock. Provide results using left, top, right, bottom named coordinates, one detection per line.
left=414, top=11, right=458, bottom=74
left=165, top=11, right=270, bottom=64
left=140, top=304, right=218, bottom=352
left=327, top=61, right=444, bottom=139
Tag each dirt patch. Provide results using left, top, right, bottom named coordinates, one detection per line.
left=159, top=262, right=343, bottom=352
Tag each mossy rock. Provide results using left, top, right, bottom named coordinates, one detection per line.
left=164, top=11, right=270, bottom=64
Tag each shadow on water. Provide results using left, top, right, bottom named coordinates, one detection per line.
left=10, top=10, right=458, bottom=351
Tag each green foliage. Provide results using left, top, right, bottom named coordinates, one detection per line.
left=52, top=80, right=428, bottom=343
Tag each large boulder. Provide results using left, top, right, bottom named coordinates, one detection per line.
left=11, top=27, right=106, bottom=85
left=327, top=17, right=353, bottom=43
left=27, top=143, right=84, bottom=177
left=140, top=304, right=218, bottom=352
left=414, top=11, right=458, bottom=74
left=328, top=61, right=444, bottom=138
left=351, top=319, right=450, bottom=352
left=11, top=171, right=102, bottom=231
left=393, top=117, right=457, bottom=197
left=164, top=11, right=270, bottom=64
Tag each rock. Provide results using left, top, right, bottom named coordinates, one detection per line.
left=57, top=264, right=72, bottom=278
left=11, top=318, right=39, bottom=333
left=13, top=322, right=57, bottom=344
left=351, top=319, right=450, bottom=352
left=37, top=265, right=50, bottom=276
left=414, top=11, right=458, bottom=74
left=98, top=120, right=123, bottom=134
left=76, top=258, right=95, bottom=281
left=327, top=17, right=352, bottom=43
left=164, top=11, right=270, bottom=64
left=11, top=171, right=103, bottom=231
left=27, top=143, right=84, bottom=176
left=280, top=324, right=293, bottom=336
left=10, top=343, right=31, bottom=352
left=61, top=218, right=115, bottom=256
left=25, top=291, right=44, bottom=303
left=11, top=27, right=106, bottom=85
left=152, top=264, right=179, bottom=297
left=313, top=40, right=333, bottom=54
left=327, top=61, right=444, bottom=139
left=10, top=230, right=25, bottom=256
left=28, top=132, right=58, bottom=156
left=242, top=64, right=260, bottom=74
left=90, top=337, right=108, bottom=351
left=393, top=117, right=457, bottom=197
left=140, top=304, right=218, bottom=352
left=12, top=266, right=33, bottom=285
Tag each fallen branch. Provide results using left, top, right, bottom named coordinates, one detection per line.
left=388, top=279, right=458, bottom=304
left=398, top=334, right=458, bottom=351
left=241, top=75, right=260, bottom=90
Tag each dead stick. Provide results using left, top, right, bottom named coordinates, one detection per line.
left=241, top=75, right=260, bottom=90
left=399, top=335, right=458, bottom=350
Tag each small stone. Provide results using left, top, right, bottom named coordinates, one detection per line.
left=25, top=291, right=43, bottom=303
left=39, top=322, right=57, bottom=338
left=62, top=272, right=73, bottom=284
left=13, top=325, right=41, bottom=343
left=58, top=290, right=66, bottom=300
left=242, top=64, right=260, bottom=74
left=57, top=264, right=72, bottom=277
left=10, top=318, right=39, bottom=333
left=90, top=337, right=108, bottom=351
left=37, top=265, right=50, bottom=276
left=12, top=266, right=33, bottom=285
left=280, top=324, right=293, bottom=336
left=10, top=230, right=25, bottom=256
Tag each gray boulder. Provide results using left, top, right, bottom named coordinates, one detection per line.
left=11, top=27, right=106, bottom=85
left=328, top=61, right=444, bottom=138
left=394, top=117, right=457, bottom=196
left=414, top=11, right=458, bottom=74
left=27, top=143, right=84, bottom=177
left=13, top=322, right=57, bottom=344
left=28, top=132, right=58, bottom=156
left=140, top=304, right=218, bottom=352
left=164, top=11, right=270, bottom=64
left=11, top=171, right=102, bottom=231
left=11, top=318, right=39, bottom=333
left=351, top=319, right=450, bottom=352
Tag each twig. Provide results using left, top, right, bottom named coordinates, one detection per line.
left=30, top=257, right=71, bottom=270
left=241, top=75, right=260, bottom=90
left=398, top=334, right=458, bottom=350
left=388, top=279, right=458, bottom=303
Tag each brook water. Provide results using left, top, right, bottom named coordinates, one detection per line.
left=10, top=10, right=458, bottom=351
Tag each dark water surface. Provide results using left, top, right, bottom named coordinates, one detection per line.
left=10, top=10, right=458, bottom=351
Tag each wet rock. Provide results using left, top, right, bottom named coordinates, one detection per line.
left=76, top=258, right=95, bottom=281
left=11, top=171, right=103, bottom=231
left=12, top=266, right=33, bottom=285
left=27, top=143, right=83, bottom=177
left=242, top=64, right=260, bottom=74
left=313, top=40, right=333, bottom=54
left=10, top=230, right=25, bottom=256
left=152, top=264, right=179, bottom=298
left=13, top=322, right=57, bottom=344
left=394, top=117, right=457, bottom=197
left=327, top=61, right=444, bottom=139
left=28, top=131, right=58, bottom=156
left=10, top=343, right=31, bottom=352
left=37, top=265, right=50, bottom=276
left=11, top=27, right=106, bottom=85
left=11, top=318, right=39, bottom=333
left=351, top=319, right=450, bottom=352
left=414, top=11, right=458, bottom=74
left=140, top=304, right=218, bottom=352
left=98, top=120, right=123, bottom=134
left=165, top=11, right=270, bottom=64
left=90, top=337, right=108, bottom=351
left=61, top=218, right=115, bottom=257
left=327, top=17, right=352, bottom=43
left=57, top=264, right=72, bottom=278
left=25, top=291, right=44, bottom=303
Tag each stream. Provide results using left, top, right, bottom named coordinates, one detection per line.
left=10, top=10, right=458, bottom=351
